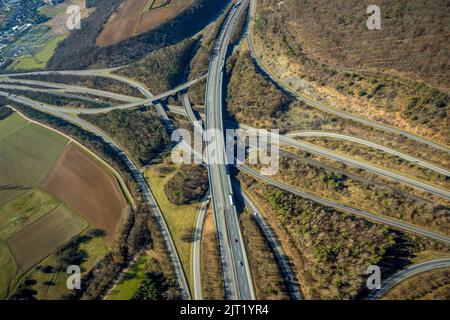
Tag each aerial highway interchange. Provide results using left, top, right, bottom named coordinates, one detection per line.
left=0, top=0, right=448, bottom=301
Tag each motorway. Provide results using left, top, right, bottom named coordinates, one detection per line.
left=245, top=0, right=450, bottom=155
left=181, top=92, right=301, bottom=300
left=286, top=131, right=450, bottom=177
left=243, top=128, right=450, bottom=200
left=0, top=78, right=141, bottom=102
left=156, top=103, right=450, bottom=179
left=182, top=91, right=302, bottom=300
left=174, top=99, right=450, bottom=299
left=238, top=189, right=302, bottom=300
left=0, top=91, right=192, bottom=300
left=204, top=0, right=255, bottom=300
left=6, top=86, right=446, bottom=236
left=192, top=191, right=210, bottom=300
left=7, top=91, right=448, bottom=300
left=1, top=2, right=448, bottom=298
left=182, top=93, right=204, bottom=134
left=238, top=164, right=450, bottom=245
left=367, top=258, right=450, bottom=299
left=7, top=77, right=449, bottom=185
left=0, top=76, right=204, bottom=117
left=4, top=87, right=449, bottom=201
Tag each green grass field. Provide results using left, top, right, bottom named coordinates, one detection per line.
left=20, top=229, right=110, bottom=300
left=13, top=35, right=65, bottom=70
left=0, top=244, right=17, bottom=300
left=144, top=163, right=199, bottom=293
left=0, top=112, right=113, bottom=299
left=38, top=5, right=65, bottom=18
left=7, top=206, right=88, bottom=272
left=0, top=112, right=27, bottom=139
left=0, top=115, right=68, bottom=206
left=106, top=255, right=148, bottom=300
left=0, top=190, right=61, bottom=242
left=0, top=190, right=67, bottom=299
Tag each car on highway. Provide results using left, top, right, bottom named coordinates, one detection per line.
left=229, top=194, right=234, bottom=206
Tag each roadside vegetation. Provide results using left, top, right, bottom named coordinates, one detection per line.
left=3, top=102, right=180, bottom=299
left=144, top=158, right=205, bottom=292
left=200, top=210, right=225, bottom=299
left=252, top=0, right=450, bottom=145
left=226, top=51, right=291, bottom=126
left=300, top=150, right=450, bottom=207
left=239, top=210, right=289, bottom=300
left=164, top=164, right=208, bottom=205
left=1, top=89, right=111, bottom=109
left=226, top=73, right=450, bottom=169
left=382, top=268, right=450, bottom=300
left=81, top=109, right=170, bottom=166
left=251, top=155, right=449, bottom=235
left=106, top=254, right=148, bottom=300
left=107, top=251, right=176, bottom=301
left=115, top=39, right=198, bottom=94
left=11, top=73, right=144, bottom=98
left=187, top=1, right=234, bottom=104
left=0, top=106, right=12, bottom=120
left=229, top=3, right=249, bottom=46
left=301, top=137, right=450, bottom=190
left=239, top=174, right=450, bottom=299
left=47, top=0, right=228, bottom=70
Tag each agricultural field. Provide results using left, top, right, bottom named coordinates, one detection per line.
left=96, top=0, right=194, bottom=46
left=0, top=112, right=68, bottom=206
left=14, top=229, right=109, bottom=300
left=0, top=189, right=64, bottom=299
left=0, top=111, right=27, bottom=139
left=0, top=110, right=124, bottom=299
left=7, top=206, right=87, bottom=273
left=42, top=143, right=129, bottom=245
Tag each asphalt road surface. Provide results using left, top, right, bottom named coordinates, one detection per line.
left=245, top=0, right=450, bottom=154
left=238, top=188, right=302, bottom=300
left=238, top=164, right=450, bottom=245
left=367, top=258, right=450, bottom=299
left=204, top=0, right=255, bottom=300
left=243, top=128, right=450, bottom=200
left=192, top=192, right=210, bottom=300
left=1, top=92, right=192, bottom=300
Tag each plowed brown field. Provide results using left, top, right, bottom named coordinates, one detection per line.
left=42, top=143, right=128, bottom=244
left=96, top=0, right=192, bottom=46
left=6, top=206, right=87, bottom=272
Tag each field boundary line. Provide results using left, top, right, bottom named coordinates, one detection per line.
left=0, top=119, right=30, bottom=140
left=6, top=106, right=135, bottom=209
left=6, top=204, right=90, bottom=299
